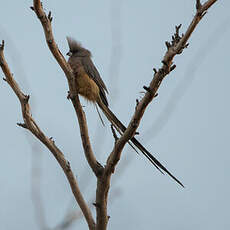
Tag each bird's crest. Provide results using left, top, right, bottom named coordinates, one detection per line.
left=66, top=37, right=91, bottom=57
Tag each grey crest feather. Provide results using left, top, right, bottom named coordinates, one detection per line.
left=66, top=36, right=91, bottom=56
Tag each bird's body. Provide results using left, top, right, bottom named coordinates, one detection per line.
left=66, top=37, right=184, bottom=187
left=68, top=58, right=100, bottom=103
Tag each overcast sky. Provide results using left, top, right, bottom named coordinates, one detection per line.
left=0, top=1, right=229, bottom=230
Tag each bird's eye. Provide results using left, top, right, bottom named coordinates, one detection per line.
left=66, top=51, right=72, bottom=56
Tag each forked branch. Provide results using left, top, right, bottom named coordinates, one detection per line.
left=0, top=41, right=95, bottom=230
left=95, top=1, right=217, bottom=229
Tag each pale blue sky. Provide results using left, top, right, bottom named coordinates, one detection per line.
left=0, top=1, right=229, bottom=230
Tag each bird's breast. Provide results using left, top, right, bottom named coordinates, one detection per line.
left=75, top=69, right=99, bottom=103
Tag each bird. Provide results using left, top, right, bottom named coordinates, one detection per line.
left=66, top=37, right=184, bottom=187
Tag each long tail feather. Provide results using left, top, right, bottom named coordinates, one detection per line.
left=98, top=100, right=184, bottom=187
left=95, top=104, right=105, bottom=126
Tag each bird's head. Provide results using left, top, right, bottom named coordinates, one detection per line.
left=66, top=37, right=91, bottom=57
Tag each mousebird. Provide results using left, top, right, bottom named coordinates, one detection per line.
left=66, top=37, right=184, bottom=187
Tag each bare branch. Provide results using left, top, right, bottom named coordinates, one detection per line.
left=0, top=41, right=96, bottom=230
left=107, top=0, right=218, bottom=172
left=93, top=1, right=218, bottom=229
left=32, top=0, right=103, bottom=178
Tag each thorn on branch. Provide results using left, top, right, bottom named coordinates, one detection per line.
left=67, top=91, right=77, bottom=101
left=154, top=93, right=158, bottom=98
left=153, top=68, right=157, bottom=74
left=30, top=6, right=34, bottom=11
left=166, top=24, right=183, bottom=50
left=49, top=136, right=55, bottom=144
left=176, top=24, right=182, bottom=33
left=48, top=11, right=53, bottom=22
left=143, top=85, right=150, bottom=92
left=23, top=95, right=30, bottom=103
left=165, top=41, right=171, bottom=49
left=175, top=24, right=182, bottom=42
left=66, top=161, right=71, bottom=172
left=67, top=91, right=71, bottom=100
left=93, top=202, right=100, bottom=208
left=168, top=24, right=190, bottom=55
left=17, top=123, right=28, bottom=129
left=135, top=131, right=139, bottom=135
left=135, top=99, right=139, bottom=109
left=184, top=43, right=189, bottom=49
left=3, top=77, right=7, bottom=81
left=170, top=64, right=176, bottom=72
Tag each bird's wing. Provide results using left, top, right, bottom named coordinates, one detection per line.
left=81, top=57, right=109, bottom=106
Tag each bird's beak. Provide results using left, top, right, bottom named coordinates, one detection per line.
left=66, top=51, right=72, bottom=56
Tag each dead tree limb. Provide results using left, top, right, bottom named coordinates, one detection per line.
left=95, top=1, right=217, bottom=229
left=0, top=41, right=95, bottom=230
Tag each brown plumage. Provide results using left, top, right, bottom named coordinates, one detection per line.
left=66, top=37, right=184, bottom=187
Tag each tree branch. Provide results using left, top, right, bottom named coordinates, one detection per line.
left=108, top=0, right=218, bottom=176
left=94, top=1, right=218, bottom=229
left=0, top=41, right=95, bottom=230
left=32, top=0, right=103, bottom=177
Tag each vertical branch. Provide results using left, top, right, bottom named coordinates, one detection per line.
left=32, top=0, right=102, bottom=177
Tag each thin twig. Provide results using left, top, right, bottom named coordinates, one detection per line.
left=0, top=41, right=95, bottom=230
left=108, top=0, right=218, bottom=174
